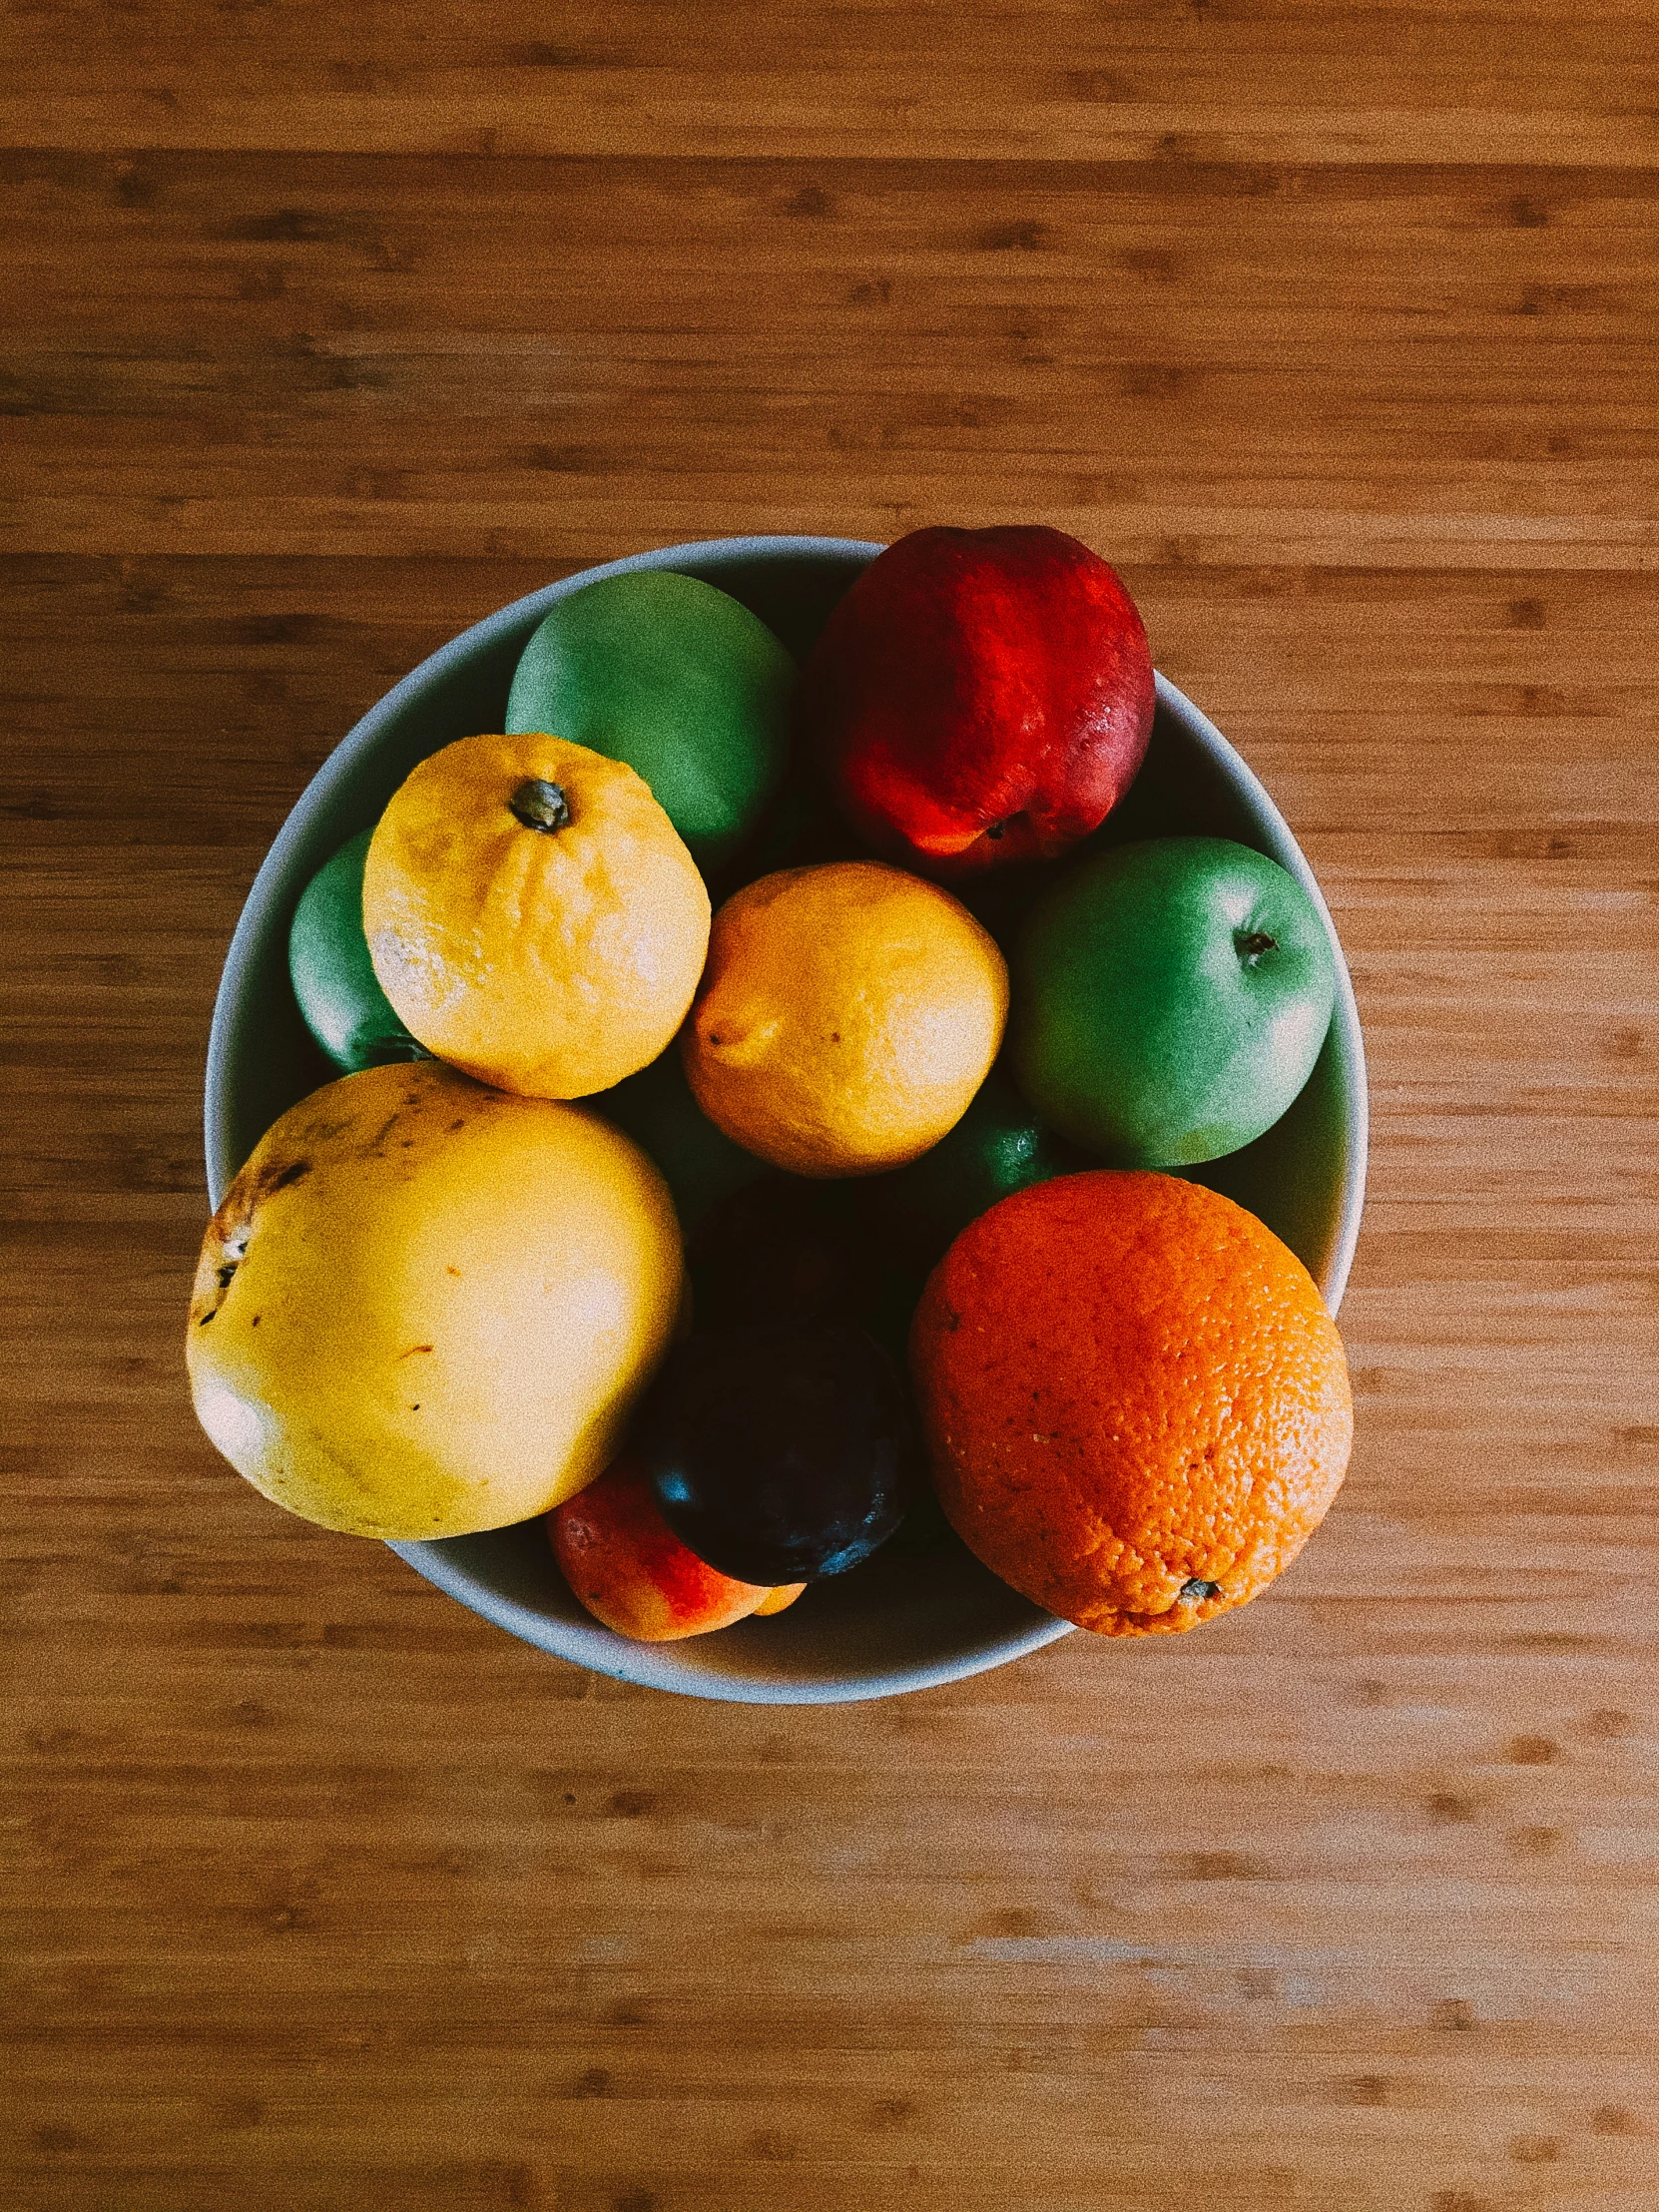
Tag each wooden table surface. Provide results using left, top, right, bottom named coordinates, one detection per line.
left=5, top=5, right=1656, bottom=2207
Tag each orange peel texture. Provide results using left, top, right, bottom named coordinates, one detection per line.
left=909, top=1171, right=1353, bottom=1636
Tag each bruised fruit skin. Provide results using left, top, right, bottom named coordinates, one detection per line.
left=549, top=1457, right=803, bottom=1640
left=186, top=1061, right=683, bottom=1538
left=801, top=526, right=1155, bottom=878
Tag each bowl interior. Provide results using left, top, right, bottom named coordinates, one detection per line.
left=206, top=535, right=1368, bottom=1704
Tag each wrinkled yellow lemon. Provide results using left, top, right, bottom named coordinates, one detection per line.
left=363, top=732, right=711, bottom=1099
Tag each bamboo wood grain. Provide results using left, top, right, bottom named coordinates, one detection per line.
left=3, top=3, right=1656, bottom=2208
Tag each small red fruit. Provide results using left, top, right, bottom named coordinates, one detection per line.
left=801, top=525, right=1155, bottom=878
left=550, top=1456, right=787, bottom=1641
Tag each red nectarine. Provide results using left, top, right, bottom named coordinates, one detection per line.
left=801, top=525, right=1154, bottom=878
left=550, top=1457, right=779, bottom=1642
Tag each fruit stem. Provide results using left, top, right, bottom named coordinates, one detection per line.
left=1235, top=930, right=1277, bottom=962
left=509, top=779, right=571, bottom=832
left=1178, top=1578, right=1220, bottom=1602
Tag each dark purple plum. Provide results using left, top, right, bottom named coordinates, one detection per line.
left=640, top=1322, right=920, bottom=1584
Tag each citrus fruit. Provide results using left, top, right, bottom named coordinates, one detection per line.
left=909, top=1170, right=1353, bottom=1635
left=362, top=732, right=710, bottom=1099
left=680, top=861, right=1009, bottom=1176
left=186, top=1060, right=684, bottom=1538
left=506, top=571, right=797, bottom=873
left=1011, top=837, right=1337, bottom=1165
left=287, top=829, right=426, bottom=1072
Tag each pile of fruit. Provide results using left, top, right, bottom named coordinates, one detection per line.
left=188, top=527, right=1353, bottom=1646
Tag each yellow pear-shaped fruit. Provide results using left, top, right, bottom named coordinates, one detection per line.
left=186, top=1061, right=683, bottom=1538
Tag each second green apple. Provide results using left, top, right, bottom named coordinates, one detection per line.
left=1011, top=836, right=1337, bottom=1167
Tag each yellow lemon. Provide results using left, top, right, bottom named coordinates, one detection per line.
left=363, top=732, right=711, bottom=1099
left=186, top=1061, right=683, bottom=1537
left=681, top=861, right=1009, bottom=1176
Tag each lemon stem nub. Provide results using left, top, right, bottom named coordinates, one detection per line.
left=509, top=779, right=571, bottom=832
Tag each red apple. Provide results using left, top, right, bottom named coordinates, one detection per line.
left=550, top=1456, right=800, bottom=1641
left=801, top=525, right=1155, bottom=877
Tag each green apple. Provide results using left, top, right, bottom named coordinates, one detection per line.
left=288, top=830, right=425, bottom=1072
left=506, top=571, right=796, bottom=874
left=1010, top=837, right=1337, bottom=1166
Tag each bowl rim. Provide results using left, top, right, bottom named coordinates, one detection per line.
left=204, top=532, right=1368, bottom=1705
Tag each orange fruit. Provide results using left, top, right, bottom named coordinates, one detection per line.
left=909, top=1171, right=1353, bottom=1636
left=363, top=732, right=710, bottom=1099
left=680, top=861, right=1009, bottom=1177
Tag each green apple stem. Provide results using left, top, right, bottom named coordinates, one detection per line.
left=509, top=779, right=571, bottom=832
left=1235, top=930, right=1277, bottom=962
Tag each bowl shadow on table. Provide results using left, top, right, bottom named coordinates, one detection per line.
left=209, top=537, right=1362, bottom=1701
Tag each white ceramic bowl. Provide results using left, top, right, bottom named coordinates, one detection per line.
left=205, top=535, right=1368, bottom=1703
